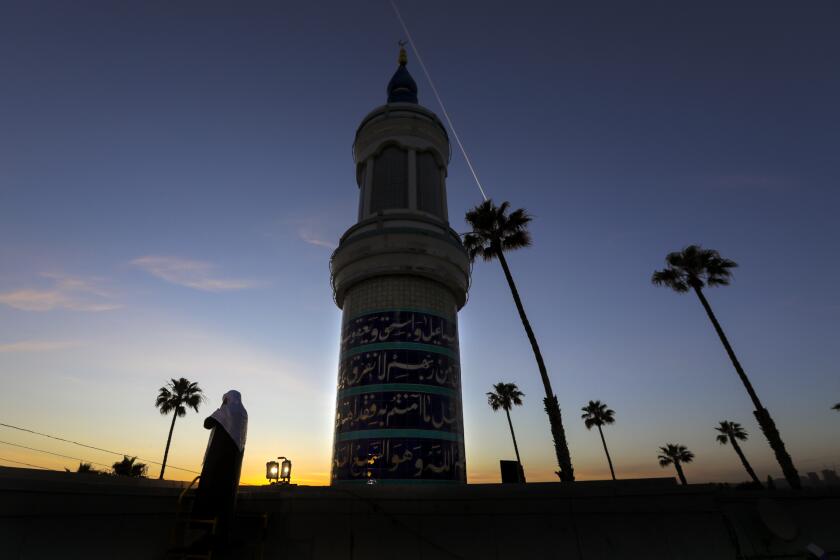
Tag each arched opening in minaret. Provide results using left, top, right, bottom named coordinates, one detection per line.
left=416, top=151, right=444, bottom=219
left=370, top=146, right=408, bottom=212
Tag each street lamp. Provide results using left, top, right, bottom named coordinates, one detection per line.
left=278, top=456, right=292, bottom=484
left=267, top=456, right=292, bottom=485
left=265, top=460, right=280, bottom=483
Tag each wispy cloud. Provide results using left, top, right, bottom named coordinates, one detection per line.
left=130, top=255, right=258, bottom=292
left=0, top=340, right=80, bottom=353
left=264, top=214, right=339, bottom=250
left=0, top=274, right=120, bottom=312
left=297, top=228, right=337, bottom=250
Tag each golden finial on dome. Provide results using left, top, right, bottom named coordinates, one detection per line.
left=398, top=40, right=408, bottom=65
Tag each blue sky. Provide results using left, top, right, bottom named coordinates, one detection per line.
left=1, top=0, right=838, bottom=484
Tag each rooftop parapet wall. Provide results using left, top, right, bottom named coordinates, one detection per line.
left=3, top=468, right=840, bottom=560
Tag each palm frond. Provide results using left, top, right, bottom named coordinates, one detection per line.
left=505, top=207, right=532, bottom=230
left=716, top=420, right=748, bottom=442
left=656, top=245, right=738, bottom=291
left=665, top=247, right=690, bottom=268
left=581, top=400, right=616, bottom=429
left=155, top=377, right=203, bottom=417
left=657, top=450, right=673, bottom=466
left=487, top=382, right=524, bottom=412
left=112, top=455, right=147, bottom=477
left=658, top=443, right=694, bottom=464
left=502, top=229, right=532, bottom=251
left=677, top=445, right=695, bottom=463
left=464, top=199, right=533, bottom=264
left=462, top=232, right=484, bottom=259
left=651, top=268, right=689, bottom=292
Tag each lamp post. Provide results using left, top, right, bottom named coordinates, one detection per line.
left=278, top=456, right=292, bottom=484
left=265, top=460, right=280, bottom=484
left=266, top=456, right=292, bottom=485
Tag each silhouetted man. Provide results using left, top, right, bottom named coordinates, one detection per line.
left=192, top=389, right=248, bottom=547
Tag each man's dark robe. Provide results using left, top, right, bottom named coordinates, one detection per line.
left=191, top=390, right=247, bottom=544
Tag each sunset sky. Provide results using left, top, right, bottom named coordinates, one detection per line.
left=1, top=0, right=838, bottom=486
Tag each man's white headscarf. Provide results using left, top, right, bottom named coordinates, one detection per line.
left=207, top=390, right=248, bottom=452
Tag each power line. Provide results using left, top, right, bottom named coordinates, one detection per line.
left=0, top=422, right=199, bottom=475
left=0, top=439, right=114, bottom=471
left=390, top=0, right=489, bottom=202
left=0, top=455, right=53, bottom=470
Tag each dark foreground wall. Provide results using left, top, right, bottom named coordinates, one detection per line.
left=1, top=466, right=838, bottom=559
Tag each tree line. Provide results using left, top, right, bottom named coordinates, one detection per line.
left=470, top=199, right=836, bottom=488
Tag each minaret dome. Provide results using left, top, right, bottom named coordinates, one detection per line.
left=386, top=45, right=418, bottom=103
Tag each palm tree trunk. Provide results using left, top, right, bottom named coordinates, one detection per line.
left=674, top=461, right=687, bottom=485
left=159, top=412, right=177, bottom=479
left=729, top=438, right=761, bottom=486
left=495, top=247, right=574, bottom=481
left=692, top=285, right=800, bottom=490
left=597, top=425, right=616, bottom=481
left=505, top=409, right=522, bottom=466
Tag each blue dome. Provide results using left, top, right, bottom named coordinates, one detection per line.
left=387, top=52, right=418, bottom=104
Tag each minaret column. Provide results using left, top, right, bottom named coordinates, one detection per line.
left=330, top=48, right=470, bottom=484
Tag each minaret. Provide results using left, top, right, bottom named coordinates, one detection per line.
left=330, top=46, right=471, bottom=483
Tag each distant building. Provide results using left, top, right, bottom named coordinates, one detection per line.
left=771, top=468, right=839, bottom=488
left=328, top=47, right=470, bottom=483
left=821, top=469, right=839, bottom=486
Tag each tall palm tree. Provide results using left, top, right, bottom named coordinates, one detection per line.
left=487, top=382, right=526, bottom=466
left=465, top=199, right=574, bottom=482
left=716, top=420, right=761, bottom=486
left=581, top=400, right=617, bottom=480
left=155, top=377, right=204, bottom=479
left=657, top=443, right=694, bottom=485
left=652, top=245, right=800, bottom=489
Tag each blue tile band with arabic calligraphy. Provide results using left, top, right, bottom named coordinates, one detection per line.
left=341, top=310, right=458, bottom=354
left=338, top=349, right=460, bottom=391
left=335, top=392, right=462, bottom=433
left=331, top=437, right=466, bottom=482
left=332, top=309, right=465, bottom=482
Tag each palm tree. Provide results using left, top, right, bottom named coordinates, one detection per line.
left=155, top=377, right=204, bottom=479
left=657, top=443, right=694, bottom=485
left=66, top=462, right=101, bottom=474
left=112, top=455, right=147, bottom=477
left=581, top=400, right=617, bottom=480
left=465, top=199, right=574, bottom=482
left=652, top=245, right=800, bottom=489
left=715, top=420, right=761, bottom=486
left=487, top=382, right=526, bottom=467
